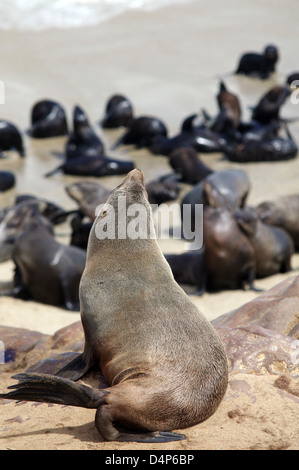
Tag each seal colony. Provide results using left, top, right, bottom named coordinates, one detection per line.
left=0, top=169, right=228, bottom=443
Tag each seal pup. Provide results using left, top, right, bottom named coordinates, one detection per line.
left=29, top=99, right=68, bottom=138
left=251, top=86, right=291, bottom=124
left=45, top=154, right=135, bottom=178
left=169, top=147, right=213, bottom=184
left=165, top=248, right=206, bottom=295
left=202, top=181, right=257, bottom=291
left=150, top=113, right=226, bottom=156
left=1, top=169, right=228, bottom=443
left=235, top=207, right=294, bottom=278
left=0, top=120, right=24, bottom=157
left=235, top=44, right=279, bottom=79
left=0, top=171, right=15, bottom=192
left=0, top=204, right=86, bottom=310
left=65, top=180, right=111, bottom=220
left=181, top=168, right=250, bottom=232
left=223, top=122, right=297, bottom=162
left=211, top=81, right=242, bottom=137
left=255, top=194, right=299, bottom=250
left=145, top=173, right=181, bottom=205
left=66, top=105, right=105, bottom=160
left=101, top=94, right=134, bottom=128
left=112, top=116, right=168, bottom=149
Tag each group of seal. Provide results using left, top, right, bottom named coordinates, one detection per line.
left=0, top=43, right=298, bottom=442
left=0, top=169, right=229, bottom=443
left=0, top=200, right=86, bottom=310
left=163, top=167, right=296, bottom=294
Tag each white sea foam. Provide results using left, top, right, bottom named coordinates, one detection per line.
left=0, top=0, right=193, bottom=31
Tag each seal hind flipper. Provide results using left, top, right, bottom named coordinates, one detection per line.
left=0, top=372, right=107, bottom=408
left=55, top=352, right=93, bottom=381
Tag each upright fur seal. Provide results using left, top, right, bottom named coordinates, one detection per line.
left=1, top=169, right=228, bottom=443
left=66, top=106, right=105, bottom=159
left=251, top=86, right=291, bottom=124
left=29, top=99, right=68, bottom=138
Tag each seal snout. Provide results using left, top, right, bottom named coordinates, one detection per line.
left=125, top=168, right=146, bottom=188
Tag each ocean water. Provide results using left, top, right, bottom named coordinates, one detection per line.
left=0, top=0, right=193, bottom=31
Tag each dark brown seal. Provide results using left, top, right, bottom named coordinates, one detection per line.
left=235, top=207, right=294, bottom=278
left=101, top=94, right=134, bottom=128
left=29, top=99, right=68, bottom=138
left=255, top=194, right=299, bottom=250
left=0, top=203, right=86, bottom=310
left=202, top=181, right=257, bottom=291
left=235, top=44, right=279, bottom=79
left=251, top=86, right=291, bottom=124
left=0, top=171, right=15, bottom=192
left=0, top=169, right=228, bottom=443
left=0, top=120, right=24, bottom=158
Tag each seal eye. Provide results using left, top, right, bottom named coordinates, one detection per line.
left=101, top=210, right=107, bottom=219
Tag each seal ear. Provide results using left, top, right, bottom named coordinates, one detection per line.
left=202, top=181, right=228, bottom=209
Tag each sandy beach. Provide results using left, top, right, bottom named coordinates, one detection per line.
left=0, top=0, right=298, bottom=451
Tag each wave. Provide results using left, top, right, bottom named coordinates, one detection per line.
left=0, top=0, right=193, bottom=31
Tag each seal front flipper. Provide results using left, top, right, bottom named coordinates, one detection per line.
left=55, top=352, right=93, bottom=381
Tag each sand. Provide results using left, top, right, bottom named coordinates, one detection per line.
left=0, top=0, right=298, bottom=451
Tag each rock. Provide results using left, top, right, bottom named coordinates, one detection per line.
left=216, top=325, right=299, bottom=377
left=212, top=275, right=299, bottom=338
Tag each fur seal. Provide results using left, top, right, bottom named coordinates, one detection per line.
left=101, top=94, right=134, bottom=128
left=66, top=105, right=105, bottom=160
left=165, top=248, right=206, bottom=295
left=0, top=169, right=228, bottom=443
left=0, top=171, right=15, bottom=192
left=235, top=44, right=279, bottom=79
left=45, top=154, right=135, bottom=178
left=181, top=168, right=250, bottom=232
left=202, top=181, right=257, bottom=291
left=255, top=194, right=299, bottom=250
left=235, top=207, right=294, bottom=278
left=65, top=180, right=111, bottom=220
left=70, top=215, right=92, bottom=250
left=211, top=81, right=241, bottom=136
left=14, top=194, right=71, bottom=225
left=112, top=116, right=168, bottom=149
left=251, top=86, right=291, bottom=124
left=0, top=204, right=86, bottom=310
left=223, top=122, right=297, bottom=162
left=29, top=99, right=68, bottom=138
left=150, top=113, right=226, bottom=156
left=286, top=72, right=299, bottom=86
left=169, top=147, right=213, bottom=184
left=0, top=120, right=24, bottom=157
left=65, top=175, right=180, bottom=220
left=145, top=173, right=181, bottom=205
